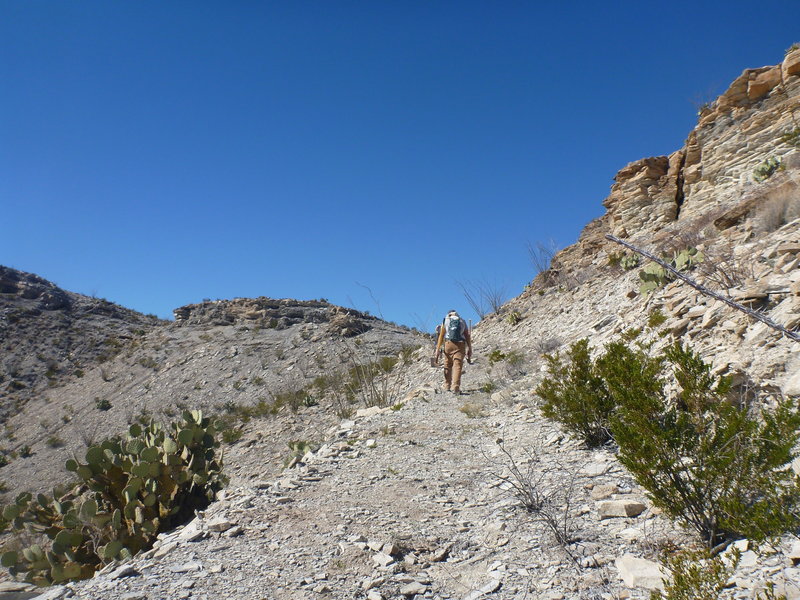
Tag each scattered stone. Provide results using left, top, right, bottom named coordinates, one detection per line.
left=373, top=552, right=394, bottom=567
left=31, top=586, right=69, bottom=600
left=0, top=582, right=36, bottom=592
left=400, top=581, right=428, bottom=596
left=463, top=578, right=502, bottom=600
left=170, top=560, right=204, bottom=573
left=598, top=499, right=646, bottom=519
left=590, top=484, right=619, bottom=500
left=207, top=517, right=234, bottom=532
left=615, top=554, right=666, bottom=591
left=109, top=564, right=139, bottom=579
left=178, top=521, right=205, bottom=542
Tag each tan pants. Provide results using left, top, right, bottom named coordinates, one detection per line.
left=443, top=340, right=467, bottom=392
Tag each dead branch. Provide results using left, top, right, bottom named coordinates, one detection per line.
left=606, top=234, right=800, bottom=343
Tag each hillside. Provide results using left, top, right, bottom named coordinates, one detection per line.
left=0, top=278, right=424, bottom=500
left=2, top=48, right=800, bottom=600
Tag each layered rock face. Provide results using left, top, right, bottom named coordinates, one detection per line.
left=495, top=49, right=800, bottom=399
left=565, top=48, right=800, bottom=266
left=173, top=297, right=376, bottom=337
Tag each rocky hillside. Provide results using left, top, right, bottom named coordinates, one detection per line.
left=2, top=49, right=800, bottom=600
left=0, top=266, right=163, bottom=421
left=0, top=277, right=424, bottom=501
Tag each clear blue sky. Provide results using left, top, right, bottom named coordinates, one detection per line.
left=2, top=1, right=798, bottom=329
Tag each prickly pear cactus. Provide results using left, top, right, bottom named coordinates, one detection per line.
left=753, top=156, right=783, bottom=182
left=638, top=248, right=703, bottom=296
left=0, top=411, right=227, bottom=586
left=620, top=254, right=640, bottom=271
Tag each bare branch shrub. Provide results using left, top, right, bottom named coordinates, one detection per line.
left=534, top=337, right=562, bottom=355
left=751, top=190, right=800, bottom=233
left=528, top=240, right=562, bottom=288
left=457, top=278, right=508, bottom=318
left=72, top=419, right=102, bottom=447
left=324, top=342, right=411, bottom=416
left=490, top=438, right=581, bottom=562
left=695, top=238, right=754, bottom=290
left=528, top=240, right=559, bottom=276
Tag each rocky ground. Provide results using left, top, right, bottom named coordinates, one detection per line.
left=13, top=342, right=800, bottom=600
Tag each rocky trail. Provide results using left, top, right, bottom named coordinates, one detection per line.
left=45, top=354, right=675, bottom=600
left=5, top=342, right=799, bottom=600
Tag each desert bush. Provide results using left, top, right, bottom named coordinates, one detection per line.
left=535, top=339, right=616, bottom=447
left=650, top=546, right=739, bottom=600
left=533, top=337, right=562, bottom=355
left=694, top=239, right=754, bottom=289
left=457, top=278, right=508, bottom=318
left=752, top=193, right=800, bottom=234
left=479, top=381, right=497, bottom=393
left=94, top=398, right=112, bottom=411
left=492, top=438, right=580, bottom=557
left=537, top=336, right=800, bottom=547
left=0, top=410, right=226, bottom=586
left=609, top=343, right=800, bottom=547
left=647, top=309, right=668, bottom=329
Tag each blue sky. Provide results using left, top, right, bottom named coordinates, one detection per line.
left=2, top=2, right=798, bottom=329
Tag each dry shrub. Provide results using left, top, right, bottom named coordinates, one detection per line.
left=751, top=185, right=800, bottom=233
left=695, top=238, right=754, bottom=290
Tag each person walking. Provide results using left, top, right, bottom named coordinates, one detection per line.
left=434, top=310, right=472, bottom=394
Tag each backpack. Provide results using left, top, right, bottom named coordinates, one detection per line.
left=444, top=316, right=463, bottom=342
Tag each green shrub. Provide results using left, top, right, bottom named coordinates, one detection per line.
left=535, top=339, right=616, bottom=447
left=650, top=547, right=739, bottom=600
left=0, top=410, right=226, bottom=586
left=782, top=127, right=800, bottom=148
left=94, top=398, right=112, bottom=411
left=537, top=336, right=800, bottom=547
left=487, top=349, right=506, bottom=365
left=221, top=428, right=243, bottom=444
left=506, top=311, right=522, bottom=325
left=480, top=381, right=497, bottom=393
left=610, top=343, right=800, bottom=547
left=647, top=309, right=668, bottom=329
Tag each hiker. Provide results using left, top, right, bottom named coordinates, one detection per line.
left=434, top=310, right=472, bottom=394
